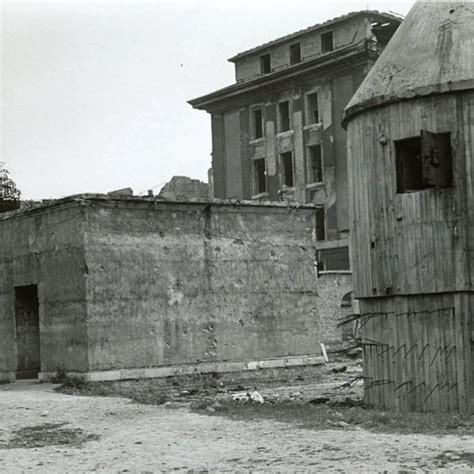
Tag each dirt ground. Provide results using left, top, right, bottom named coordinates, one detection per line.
left=1, top=373, right=474, bottom=472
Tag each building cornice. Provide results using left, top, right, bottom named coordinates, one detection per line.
left=189, top=40, right=379, bottom=112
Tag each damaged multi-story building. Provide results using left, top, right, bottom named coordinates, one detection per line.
left=189, top=10, right=401, bottom=272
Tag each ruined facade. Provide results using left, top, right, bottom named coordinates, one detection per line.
left=158, top=176, right=209, bottom=201
left=344, top=1, right=474, bottom=412
left=0, top=195, right=329, bottom=382
left=189, top=11, right=401, bottom=271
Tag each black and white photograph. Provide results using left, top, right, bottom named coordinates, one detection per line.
left=1, top=0, right=473, bottom=471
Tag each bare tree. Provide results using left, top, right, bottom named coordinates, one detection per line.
left=0, top=162, right=21, bottom=211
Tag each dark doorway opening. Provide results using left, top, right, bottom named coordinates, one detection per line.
left=15, top=285, right=40, bottom=379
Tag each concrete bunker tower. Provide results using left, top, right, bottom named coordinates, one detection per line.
left=343, top=1, right=474, bottom=412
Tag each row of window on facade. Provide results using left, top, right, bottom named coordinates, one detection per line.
left=259, top=30, right=334, bottom=75
left=253, top=144, right=322, bottom=193
left=251, top=91, right=319, bottom=140
left=254, top=151, right=329, bottom=241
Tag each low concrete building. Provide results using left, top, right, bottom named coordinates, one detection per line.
left=0, top=194, right=349, bottom=382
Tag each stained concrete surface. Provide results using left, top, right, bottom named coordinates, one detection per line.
left=2, top=197, right=337, bottom=381
left=1, top=380, right=473, bottom=472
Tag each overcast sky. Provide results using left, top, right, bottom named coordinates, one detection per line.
left=2, top=0, right=414, bottom=200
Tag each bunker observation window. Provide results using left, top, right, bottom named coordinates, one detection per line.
left=254, top=158, right=267, bottom=194
left=289, top=42, right=302, bottom=65
left=260, top=53, right=271, bottom=74
left=278, top=101, right=291, bottom=133
left=321, top=31, right=334, bottom=53
left=280, top=152, right=294, bottom=187
left=395, top=131, right=453, bottom=193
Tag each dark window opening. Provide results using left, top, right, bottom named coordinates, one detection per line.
left=308, top=145, right=323, bottom=183
left=317, top=247, right=350, bottom=271
left=278, top=101, right=290, bottom=132
left=252, top=108, right=263, bottom=139
left=280, top=152, right=294, bottom=187
left=307, top=92, right=319, bottom=124
left=260, top=53, right=271, bottom=74
left=316, top=207, right=325, bottom=241
left=254, top=158, right=267, bottom=194
left=289, top=42, right=301, bottom=65
left=395, top=131, right=452, bottom=193
left=341, top=292, right=352, bottom=308
left=371, top=21, right=399, bottom=47
left=321, top=31, right=334, bottom=53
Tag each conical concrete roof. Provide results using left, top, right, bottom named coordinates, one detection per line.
left=343, top=1, right=474, bottom=125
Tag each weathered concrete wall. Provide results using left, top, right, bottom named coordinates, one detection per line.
left=82, top=199, right=320, bottom=372
left=0, top=202, right=88, bottom=380
left=0, top=197, right=351, bottom=381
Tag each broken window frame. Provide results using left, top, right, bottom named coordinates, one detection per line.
left=316, top=207, right=326, bottom=241
left=306, top=91, right=320, bottom=125
left=321, top=30, right=334, bottom=53
left=253, top=158, right=267, bottom=195
left=260, top=53, right=271, bottom=75
left=307, top=144, right=323, bottom=184
left=289, top=42, right=302, bottom=65
left=280, top=152, right=294, bottom=188
left=250, top=106, right=264, bottom=140
left=395, top=130, right=453, bottom=194
left=278, top=100, right=291, bottom=133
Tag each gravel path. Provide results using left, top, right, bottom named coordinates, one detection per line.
left=0, top=380, right=473, bottom=472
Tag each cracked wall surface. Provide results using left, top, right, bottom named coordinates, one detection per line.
left=83, top=199, right=321, bottom=371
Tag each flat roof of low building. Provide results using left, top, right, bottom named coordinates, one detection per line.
left=0, top=194, right=318, bottom=221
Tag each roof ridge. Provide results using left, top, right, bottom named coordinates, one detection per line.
left=228, top=10, right=403, bottom=62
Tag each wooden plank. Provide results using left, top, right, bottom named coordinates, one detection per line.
left=430, top=304, right=443, bottom=411
left=387, top=303, right=397, bottom=410
left=454, top=294, right=467, bottom=412
left=445, top=306, right=456, bottom=412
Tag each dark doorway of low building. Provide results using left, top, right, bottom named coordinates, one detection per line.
left=15, top=285, right=40, bottom=379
